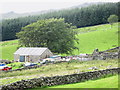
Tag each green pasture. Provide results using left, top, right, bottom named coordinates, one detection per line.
left=0, top=22, right=119, bottom=60
left=28, top=75, right=118, bottom=89
left=0, top=40, right=18, bottom=46
left=73, top=23, right=118, bottom=55
left=0, top=40, right=18, bottom=60
left=48, top=75, right=118, bottom=88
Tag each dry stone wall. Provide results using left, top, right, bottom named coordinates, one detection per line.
left=0, top=68, right=119, bottom=90
left=91, top=47, right=120, bottom=60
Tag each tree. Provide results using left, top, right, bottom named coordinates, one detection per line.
left=2, top=2, right=119, bottom=41
left=107, top=14, right=118, bottom=27
left=16, top=18, right=79, bottom=54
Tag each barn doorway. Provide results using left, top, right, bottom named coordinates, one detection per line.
left=20, top=56, right=25, bottom=62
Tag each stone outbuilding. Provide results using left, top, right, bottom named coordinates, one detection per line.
left=14, top=47, right=53, bottom=62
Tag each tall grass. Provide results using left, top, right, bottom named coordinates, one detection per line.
left=0, top=59, right=118, bottom=86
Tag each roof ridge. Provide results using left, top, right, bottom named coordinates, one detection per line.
left=14, top=47, right=49, bottom=55
left=20, top=47, right=48, bottom=48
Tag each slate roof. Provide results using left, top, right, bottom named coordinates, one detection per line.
left=14, top=47, right=48, bottom=55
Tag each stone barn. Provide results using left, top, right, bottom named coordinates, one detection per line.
left=14, top=47, right=53, bottom=63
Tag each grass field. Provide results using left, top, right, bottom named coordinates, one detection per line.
left=0, top=22, right=119, bottom=60
left=49, top=75, right=119, bottom=88
left=0, top=40, right=18, bottom=60
left=28, top=75, right=118, bottom=89
left=0, top=23, right=119, bottom=89
left=73, top=22, right=119, bottom=55
left=0, top=59, right=118, bottom=86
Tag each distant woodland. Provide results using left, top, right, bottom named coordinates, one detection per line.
left=1, top=2, right=120, bottom=41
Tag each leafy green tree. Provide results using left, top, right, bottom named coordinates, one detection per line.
left=107, top=14, right=118, bottom=27
left=16, top=18, right=78, bottom=54
left=2, top=2, right=119, bottom=41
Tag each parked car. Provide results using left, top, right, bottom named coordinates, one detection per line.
left=50, top=55, right=61, bottom=59
left=0, top=63, right=6, bottom=66
left=2, top=66, right=12, bottom=71
left=40, top=59, right=52, bottom=64
left=24, top=62, right=37, bottom=67
left=0, top=65, right=12, bottom=71
left=0, top=60, right=11, bottom=64
left=0, top=66, right=6, bottom=70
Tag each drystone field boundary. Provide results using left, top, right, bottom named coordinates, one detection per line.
left=0, top=68, right=119, bottom=90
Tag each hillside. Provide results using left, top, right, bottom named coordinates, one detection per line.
left=1, top=2, right=105, bottom=20
left=2, top=2, right=119, bottom=41
left=73, top=22, right=119, bottom=55
left=1, top=10, right=55, bottom=20
left=0, top=22, right=119, bottom=60
left=0, top=40, right=18, bottom=60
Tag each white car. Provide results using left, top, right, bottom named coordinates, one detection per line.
left=65, top=59, right=70, bottom=61
left=24, top=62, right=37, bottom=67
left=0, top=65, right=7, bottom=70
